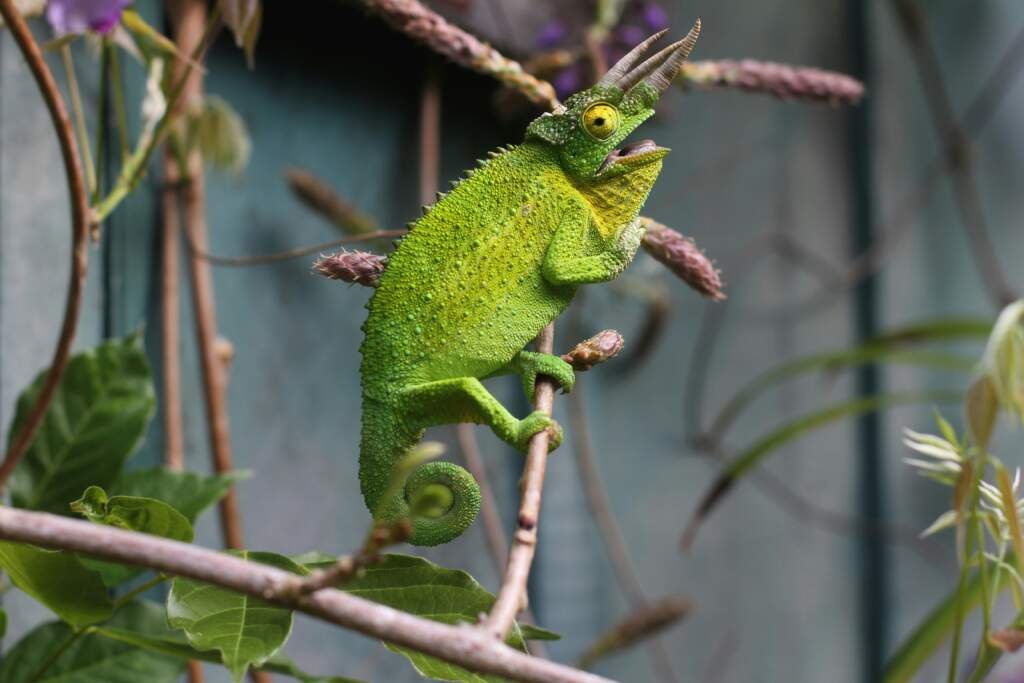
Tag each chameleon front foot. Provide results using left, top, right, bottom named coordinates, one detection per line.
left=515, top=411, right=563, bottom=452
left=512, top=351, right=576, bottom=402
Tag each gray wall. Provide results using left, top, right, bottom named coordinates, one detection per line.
left=2, top=1, right=1023, bottom=681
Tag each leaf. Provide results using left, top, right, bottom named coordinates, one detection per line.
left=708, top=318, right=983, bottom=438
left=966, top=376, right=999, bottom=450
left=0, top=541, right=111, bottom=626
left=70, top=485, right=194, bottom=585
left=98, top=622, right=363, bottom=682
left=186, top=96, right=252, bottom=174
left=684, top=391, right=962, bottom=548
left=519, top=623, right=561, bottom=641
left=111, top=467, right=249, bottom=522
left=8, top=333, right=155, bottom=514
left=341, top=554, right=542, bottom=683
left=884, top=562, right=1010, bottom=682
left=0, top=606, right=7, bottom=639
left=222, top=0, right=262, bottom=67
left=0, top=602, right=183, bottom=683
left=167, top=551, right=301, bottom=681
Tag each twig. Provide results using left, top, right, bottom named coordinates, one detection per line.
left=455, top=425, right=509, bottom=569
left=360, top=0, right=558, bottom=109
left=0, top=0, right=90, bottom=492
left=483, top=324, right=557, bottom=640
left=161, top=157, right=185, bottom=471
left=0, top=506, right=612, bottom=683
left=286, top=167, right=379, bottom=235
left=171, top=0, right=246, bottom=557
left=185, top=228, right=408, bottom=266
left=577, top=597, right=692, bottom=670
left=889, top=0, right=1017, bottom=308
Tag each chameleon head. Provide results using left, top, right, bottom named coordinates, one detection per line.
left=525, top=21, right=701, bottom=185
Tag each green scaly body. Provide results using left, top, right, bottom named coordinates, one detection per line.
left=355, top=25, right=701, bottom=546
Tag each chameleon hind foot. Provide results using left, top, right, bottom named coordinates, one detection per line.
left=515, top=411, right=563, bottom=452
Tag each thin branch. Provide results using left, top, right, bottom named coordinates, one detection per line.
left=0, top=0, right=90, bottom=491
left=889, top=0, right=1017, bottom=308
left=184, top=228, right=408, bottom=266
left=456, top=424, right=509, bottom=569
left=0, top=506, right=611, bottom=683
left=161, top=157, right=185, bottom=471
left=359, top=0, right=558, bottom=109
left=483, top=324, right=557, bottom=640
left=170, top=0, right=247, bottom=557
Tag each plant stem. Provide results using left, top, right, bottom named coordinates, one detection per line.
left=0, top=0, right=90, bottom=494
left=59, top=44, right=96, bottom=196
left=109, top=45, right=130, bottom=165
left=91, top=2, right=223, bottom=223
left=483, top=324, right=557, bottom=640
left=113, top=574, right=169, bottom=609
left=26, top=626, right=93, bottom=683
left=93, top=40, right=111, bottom=208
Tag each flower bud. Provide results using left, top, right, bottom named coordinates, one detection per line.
left=313, top=251, right=386, bottom=288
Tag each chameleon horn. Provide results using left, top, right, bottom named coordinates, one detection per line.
left=641, top=18, right=701, bottom=94
left=597, top=28, right=668, bottom=88
left=616, top=36, right=692, bottom=93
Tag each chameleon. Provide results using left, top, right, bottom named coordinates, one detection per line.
left=357, top=22, right=701, bottom=546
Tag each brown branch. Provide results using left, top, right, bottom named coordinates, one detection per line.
left=0, top=506, right=611, bottom=683
left=0, top=0, right=89, bottom=491
left=483, top=324, right=557, bottom=640
left=286, top=167, right=380, bottom=235
left=185, top=228, right=408, bottom=266
left=360, top=0, right=559, bottom=109
left=169, top=0, right=248, bottom=561
left=161, top=157, right=186, bottom=471
left=890, top=0, right=1017, bottom=308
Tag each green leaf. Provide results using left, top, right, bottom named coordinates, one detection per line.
left=708, top=316, right=985, bottom=438
left=519, top=624, right=561, bottom=641
left=167, top=551, right=301, bottom=682
left=70, top=485, right=194, bottom=586
left=966, top=376, right=999, bottom=450
left=8, top=333, right=155, bottom=514
left=341, top=554, right=546, bottom=683
left=884, top=564, right=1009, bottom=682
left=0, top=602, right=183, bottom=683
left=111, top=466, right=249, bottom=522
left=0, top=606, right=7, bottom=639
left=0, top=541, right=112, bottom=626
left=685, top=391, right=962, bottom=546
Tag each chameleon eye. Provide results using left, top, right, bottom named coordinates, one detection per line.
left=582, top=103, right=619, bottom=140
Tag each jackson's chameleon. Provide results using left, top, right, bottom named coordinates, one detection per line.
left=358, top=23, right=701, bottom=546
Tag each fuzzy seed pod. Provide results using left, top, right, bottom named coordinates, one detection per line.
left=313, top=251, right=387, bottom=288
left=641, top=220, right=725, bottom=300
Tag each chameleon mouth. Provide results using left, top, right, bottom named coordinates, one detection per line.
left=596, top=138, right=665, bottom=175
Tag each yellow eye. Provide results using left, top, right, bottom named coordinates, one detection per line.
left=582, top=103, right=619, bottom=140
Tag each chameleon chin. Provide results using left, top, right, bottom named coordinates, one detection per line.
left=355, top=21, right=702, bottom=546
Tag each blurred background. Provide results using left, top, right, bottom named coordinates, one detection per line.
left=2, top=0, right=1023, bottom=681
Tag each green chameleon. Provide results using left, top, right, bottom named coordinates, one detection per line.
left=358, top=23, right=701, bottom=546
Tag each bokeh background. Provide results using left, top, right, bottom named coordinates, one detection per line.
left=2, top=1, right=1024, bottom=681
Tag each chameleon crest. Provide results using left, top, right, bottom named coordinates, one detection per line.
left=357, top=22, right=701, bottom=546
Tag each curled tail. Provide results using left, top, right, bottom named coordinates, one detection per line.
left=359, top=402, right=481, bottom=547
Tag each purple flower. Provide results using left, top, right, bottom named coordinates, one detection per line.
left=553, top=64, right=582, bottom=99
left=536, top=19, right=567, bottom=49
left=615, top=23, right=647, bottom=49
left=46, top=0, right=131, bottom=35
left=642, top=2, right=669, bottom=32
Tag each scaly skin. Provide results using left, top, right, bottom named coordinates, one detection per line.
left=357, top=26, right=700, bottom=546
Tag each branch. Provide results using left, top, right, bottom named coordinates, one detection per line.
left=359, top=0, right=558, bottom=109
left=0, top=0, right=90, bottom=490
left=0, top=507, right=611, bottom=683
left=482, top=324, right=557, bottom=640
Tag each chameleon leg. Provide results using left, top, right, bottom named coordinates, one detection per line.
left=486, top=351, right=576, bottom=402
left=543, top=216, right=646, bottom=286
left=398, top=377, right=562, bottom=451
